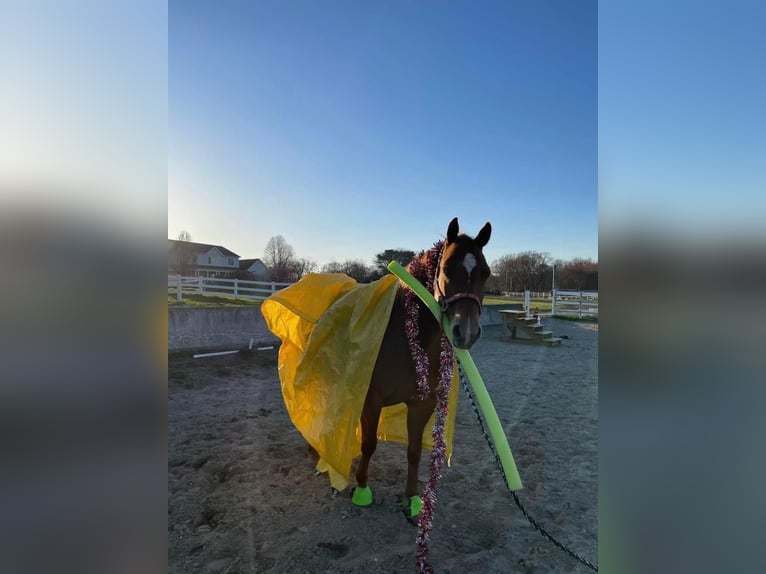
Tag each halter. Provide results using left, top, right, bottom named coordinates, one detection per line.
left=432, top=245, right=483, bottom=326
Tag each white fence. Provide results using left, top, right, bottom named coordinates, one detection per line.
left=168, top=275, right=293, bottom=302
left=502, top=291, right=552, bottom=299
left=168, top=276, right=599, bottom=317
left=551, top=289, right=598, bottom=318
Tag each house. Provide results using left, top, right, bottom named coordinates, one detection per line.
left=168, top=239, right=240, bottom=278
left=239, top=258, right=270, bottom=281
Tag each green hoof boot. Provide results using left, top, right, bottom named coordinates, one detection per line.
left=409, top=495, right=423, bottom=518
left=352, top=486, right=373, bottom=507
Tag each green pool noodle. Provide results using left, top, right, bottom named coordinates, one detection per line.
left=387, top=261, right=523, bottom=492
left=352, top=485, right=373, bottom=507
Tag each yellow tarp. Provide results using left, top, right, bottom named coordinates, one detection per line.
left=261, top=273, right=459, bottom=492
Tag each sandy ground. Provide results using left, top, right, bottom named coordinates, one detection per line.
left=168, top=318, right=597, bottom=573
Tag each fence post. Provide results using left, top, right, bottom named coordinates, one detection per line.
left=234, top=278, right=238, bottom=298
left=552, top=289, right=556, bottom=316
left=198, top=276, right=204, bottom=295
left=524, top=290, right=530, bottom=317
left=271, top=281, right=276, bottom=295
left=176, top=274, right=182, bottom=302
left=579, top=290, right=583, bottom=319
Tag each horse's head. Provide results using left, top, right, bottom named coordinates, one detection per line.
left=435, top=217, right=492, bottom=349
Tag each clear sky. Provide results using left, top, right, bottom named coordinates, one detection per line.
left=599, top=0, right=766, bottom=238
left=169, top=0, right=597, bottom=268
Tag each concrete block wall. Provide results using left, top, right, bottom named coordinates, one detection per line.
left=168, top=306, right=278, bottom=352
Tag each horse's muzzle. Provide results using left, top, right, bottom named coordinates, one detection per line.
left=451, top=322, right=482, bottom=349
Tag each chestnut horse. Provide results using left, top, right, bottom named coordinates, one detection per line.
left=353, top=217, right=492, bottom=513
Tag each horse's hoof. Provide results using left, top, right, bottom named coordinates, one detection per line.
left=351, top=485, right=373, bottom=507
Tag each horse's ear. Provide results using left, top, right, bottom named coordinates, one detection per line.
left=446, top=217, right=459, bottom=243
left=476, top=222, right=491, bottom=247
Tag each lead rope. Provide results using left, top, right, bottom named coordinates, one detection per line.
left=457, top=360, right=598, bottom=571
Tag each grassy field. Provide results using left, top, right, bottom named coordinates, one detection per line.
left=168, top=293, right=263, bottom=307
left=483, top=295, right=553, bottom=312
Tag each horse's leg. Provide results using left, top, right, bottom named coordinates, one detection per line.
left=405, top=398, right=436, bottom=516
left=353, top=392, right=381, bottom=506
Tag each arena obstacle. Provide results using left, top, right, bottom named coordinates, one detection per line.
left=499, top=310, right=563, bottom=346
left=192, top=339, right=275, bottom=359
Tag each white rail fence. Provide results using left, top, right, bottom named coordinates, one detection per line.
left=168, top=275, right=293, bottom=302
left=502, top=291, right=552, bottom=299
left=169, top=275, right=598, bottom=318
left=551, top=289, right=599, bottom=318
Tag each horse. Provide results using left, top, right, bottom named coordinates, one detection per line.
left=352, top=217, right=492, bottom=514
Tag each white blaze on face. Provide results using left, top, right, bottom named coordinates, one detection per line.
left=463, top=253, right=477, bottom=276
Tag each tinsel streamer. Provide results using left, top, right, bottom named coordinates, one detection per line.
left=404, top=241, right=444, bottom=400
left=403, top=242, right=455, bottom=574
left=415, top=337, right=453, bottom=574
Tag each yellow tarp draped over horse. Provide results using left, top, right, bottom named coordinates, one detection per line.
left=261, top=273, right=460, bottom=492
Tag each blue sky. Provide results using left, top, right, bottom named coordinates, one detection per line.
left=599, top=0, right=766, bottom=237
left=169, top=1, right=597, bottom=267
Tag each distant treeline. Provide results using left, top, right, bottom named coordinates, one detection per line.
left=486, top=251, right=597, bottom=293
left=262, top=236, right=597, bottom=291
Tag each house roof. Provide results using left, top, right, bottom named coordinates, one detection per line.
left=239, top=258, right=267, bottom=270
left=168, top=239, right=239, bottom=258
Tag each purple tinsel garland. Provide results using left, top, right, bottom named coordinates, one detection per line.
left=403, top=241, right=455, bottom=574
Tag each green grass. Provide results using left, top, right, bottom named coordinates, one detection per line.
left=168, top=293, right=263, bottom=308
left=483, top=296, right=553, bottom=312
left=551, top=314, right=598, bottom=322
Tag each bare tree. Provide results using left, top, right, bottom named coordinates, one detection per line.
left=289, top=258, right=317, bottom=281
left=484, top=273, right=505, bottom=294
left=491, top=252, right=597, bottom=292
left=321, top=261, right=344, bottom=274
left=557, top=258, right=598, bottom=290
left=492, top=251, right=552, bottom=292
left=264, top=235, right=296, bottom=282
left=173, top=230, right=196, bottom=276
left=321, top=259, right=372, bottom=282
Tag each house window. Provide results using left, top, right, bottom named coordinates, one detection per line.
left=208, top=256, right=212, bottom=264
left=228, top=258, right=234, bottom=265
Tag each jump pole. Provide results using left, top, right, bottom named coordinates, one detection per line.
left=192, top=343, right=275, bottom=359
left=192, top=350, right=239, bottom=358
left=388, top=261, right=523, bottom=492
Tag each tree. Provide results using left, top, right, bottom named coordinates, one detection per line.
left=484, top=273, right=505, bottom=294
left=321, top=259, right=373, bottom=282
left=491, top=251, right=552, bottom=292
left=289, top=258, right=317, bottom=281
left=557, top=258, right=598, bottom=290
left=321, top=261, right=344, bottom=274
left=264, top=235, right=296, bottom=282
left=373, top=248, right=416, bottom=278
left=173, top=230, right=196, bottom=276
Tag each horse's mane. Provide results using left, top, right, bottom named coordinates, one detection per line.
left=405, top=241, right=444, bottom=294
